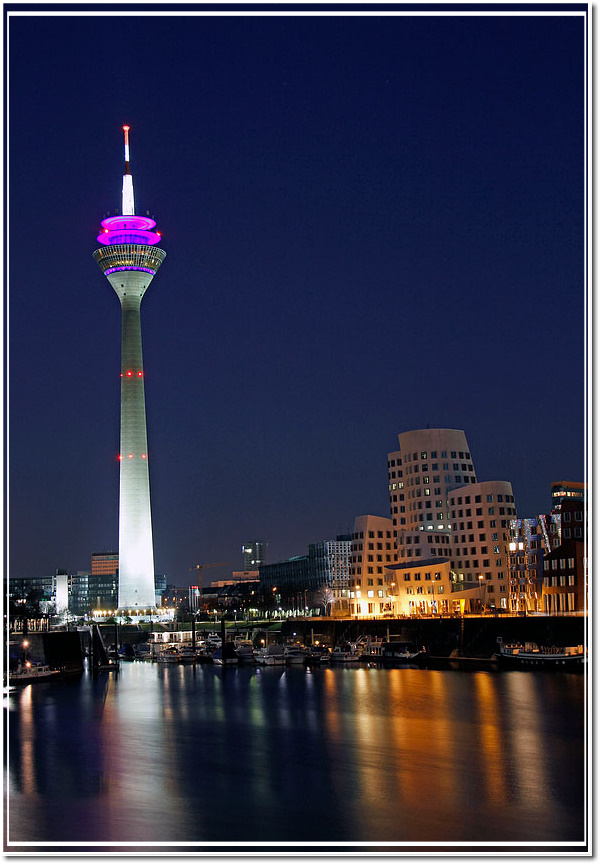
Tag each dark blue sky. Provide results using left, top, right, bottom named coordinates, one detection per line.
left=7, top=5, right=587, bottom=585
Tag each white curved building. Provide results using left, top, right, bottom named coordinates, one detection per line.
left=388, top=428, right=477, bottom=562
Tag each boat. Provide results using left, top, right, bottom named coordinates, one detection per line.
left=117, top=644, right=136, bottom=661
left=205, top=633, right=222, bottom=652
left=283, top=645, right=308, bottom=665
left=358, top=639, right=425, bottom=664
left=235, top=640, right=256, bottom=663
left=9, top=663, right=62, bottom=684
left=157, top=647, right=182, bottom=664
left=494, top=640, right=586, bottom=668
left=212, top=642, right=239, bottom=666
left=359, top=639, right=386, bottom=660
left=255, top=644, right=286, bottom=666
left=382, top=642, right=426, bottom=664
left=134, top=642, right=152, bottom=659
left=331, top=644, right=362, bottom=662
left=177, top=645, right=198, bottom=664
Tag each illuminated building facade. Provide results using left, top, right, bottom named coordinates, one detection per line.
left=507, top=518, right=548, bottom=613
left=309, top=538, right=352, bottom=616
left=448, top=480, right=516, bottom=610
left=384, top=558, right=476, bottom=616
left=349, top=515, right=395, bottom=617
left=542, top=497, right=587, bottom=614
left=388, top=428, right=477, bottom=562
left=258, top=538, right=351, bottom=615
left=93, top=127, right=166, bottom=615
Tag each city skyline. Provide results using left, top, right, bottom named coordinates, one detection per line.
left=7, top=6, right=588, bottom=585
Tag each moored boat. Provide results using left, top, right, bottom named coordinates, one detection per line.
left=212, top=642, right=239, bottom=666
left=10, top=663, right=62, bottom=684
left=117, top=644, right=136, bottom=661
left=382, top=642, right=426, bottom=664
left=283, top=645, right=308, bottom=665
left=134, top=642, right=152, bottom=659
left=331, top=644, right=361, bottom=662
left=177, top=645, right=198, bottom=664
left=157, top=647, right=182, bottom=664
left=494, top=640, right=586, bottom=668
left=359, top=639, right=386, bottom=661
left=235, top=640, right=256, bottom=663
left=255, top=644, right=286, bottom=666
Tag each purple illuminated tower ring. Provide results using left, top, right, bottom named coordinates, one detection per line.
left=93, top=126, right=166, bottom=615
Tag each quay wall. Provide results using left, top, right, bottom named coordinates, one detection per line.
left=6, top=617, right=586, bottom=669
left=8, top=630, right=84, bottom=673
left=281, top=615, right=587, bottom=657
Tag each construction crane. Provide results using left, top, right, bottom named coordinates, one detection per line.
left=188, top=562, right=229, bottom=602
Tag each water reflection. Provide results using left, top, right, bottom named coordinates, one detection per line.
left=6, top=664, right=585, bottom=847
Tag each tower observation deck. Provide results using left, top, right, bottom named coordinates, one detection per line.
left=93, top=126, right=166, bottom=616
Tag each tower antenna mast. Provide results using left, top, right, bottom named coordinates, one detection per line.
left=122, top=125, right=135, bottom=216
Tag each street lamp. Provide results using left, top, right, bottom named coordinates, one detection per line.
left=478, top=574, right=485, bottom=615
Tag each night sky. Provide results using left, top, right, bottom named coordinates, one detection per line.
left=7, top=5, right=587, bottom=586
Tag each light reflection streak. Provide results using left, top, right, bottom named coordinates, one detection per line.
left=473, top=673, right=506, bottom=800
left=503, top=674, right=547, bottom=808
left=17, top=687, right=37, bottom=796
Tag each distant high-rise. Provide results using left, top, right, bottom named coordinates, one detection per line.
left=91, top=552, right=119, bottom=576
left=242, top=540, right=268, bottom=571
left=93, top=126, right=166, bottom=615
left=550, top=481, right=586, bottom=508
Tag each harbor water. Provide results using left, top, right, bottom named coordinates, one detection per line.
left=5, top=661, right=587, bottom=851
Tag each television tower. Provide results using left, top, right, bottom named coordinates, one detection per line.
left=93, top=126, right=166, bottom=615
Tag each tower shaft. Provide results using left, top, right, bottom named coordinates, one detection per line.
left=115, top=283, right=154, bottom=608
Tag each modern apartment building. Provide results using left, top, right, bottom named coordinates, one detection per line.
left=541, top=496, right=587, bottom=614
left=349, top=515, right=395, bottom=617
left=448, top=480, right=516, bottom=610
left=542, top=539, right=586, bottom=613
left=507, top=517, right=550, bottom=613
left=388, top=428, right=477, bottom=562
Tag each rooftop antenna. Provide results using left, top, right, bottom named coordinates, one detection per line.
left=121, top=125, right=135, bottom=216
